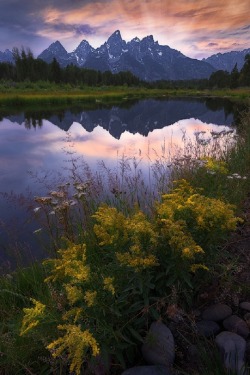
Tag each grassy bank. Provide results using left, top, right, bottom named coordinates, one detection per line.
left=0, top=108, right=250, bottom=374
left=0, top=82, right=250, bottom=108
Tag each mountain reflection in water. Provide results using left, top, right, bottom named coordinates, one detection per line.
left=4, top=97, right=235, bottom=138
left=0, top=97, right=241, bottom=266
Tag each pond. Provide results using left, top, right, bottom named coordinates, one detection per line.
left=0, top=97, right=242, bottom=267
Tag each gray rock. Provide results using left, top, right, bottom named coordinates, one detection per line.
left=121, top=365, right=173, bottom=375
left=240, top=302, right=250, bottom=312
left=196, top=320, right=220, bottom=337
left=246, top=340, right=250, bottom=363
left=223, top=315, right=250, bottom=339
left=141, top=322, right=175, bottom=367
left=215, top=331, right=247, bottom=375
left=201, top=303, right=232, bottom=321
left=244, top=312, right=250, bottom=326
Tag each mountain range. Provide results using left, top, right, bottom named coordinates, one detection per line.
left=0, top=30, right=249, bottom=81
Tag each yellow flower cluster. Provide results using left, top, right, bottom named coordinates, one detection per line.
left=65, top=284, right=84, bottom=305
left=84, top=290, right=97, bottom=307
left=93, top=205, right=127, bottom=246
left=160, top=218, right=204, bottom=260
left=202, top=157, right=229, bottom=174
left=116, top=251, right=158, bottom=270
left=103, top=277, right=115, bottom=295
left=156, top=179, right=242, bottom=270
left=20, top=298, right=46, bottom=336
left=44, top=243, right=89, bottom=283
left=94, top=206, right=158, bottom=271
left=47, top=324, right=100, bottom=375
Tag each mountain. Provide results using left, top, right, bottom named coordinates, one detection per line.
left=0, top=49, right=13, bottom=63
left=2, top=31, right=249, bottom=80
left=37, top=40, right=77, bottom=67
left=203, top=48, right=250, bottom=72
left=37, top=30, right=215, bottom=81
left=69, top=40, right=94, bottom=66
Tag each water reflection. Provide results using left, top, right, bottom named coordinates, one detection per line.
left=0, top=97, right=242, bottom=266
left=2, top=97, right=237, bottom=138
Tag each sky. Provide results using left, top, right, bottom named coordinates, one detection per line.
left=0, top=0, right=250, bottom=59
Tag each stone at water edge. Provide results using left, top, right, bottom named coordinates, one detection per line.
left=244, top=312, right=250, bottom=328
left=201, top=303, right=232, bottom=321
left=141, top=322, right=175, bottom=367
left=223, top=315, right=250, bottom=339
left=196, top=320, right=220, bottom=337
left=121, top=365, right=173, bottom=375
left=215, top=331, right=247, bottom=375
left=240, top=302, right=250, bottom=312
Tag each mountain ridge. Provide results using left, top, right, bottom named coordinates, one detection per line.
left=1, top=30, right=249, bottom=81
left=203, top=48, right=250, bottom=72
left=37, top=30, right=215, bottom=81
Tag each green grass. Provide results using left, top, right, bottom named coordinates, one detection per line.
left=0, top=82, right=250, bottom=108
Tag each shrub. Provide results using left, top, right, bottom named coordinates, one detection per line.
left=20, top=179, right=242, bottom=374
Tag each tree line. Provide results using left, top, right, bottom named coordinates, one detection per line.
left=0, top=47, right=141, bottom=86
left=208, top=54, right=250, bottom=88
left=0, top=47, right=249, bottom=88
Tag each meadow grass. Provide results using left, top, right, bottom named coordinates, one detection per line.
left=0, top=81, right=250, bottom=108
left=0, top=107, right=250, bottom=374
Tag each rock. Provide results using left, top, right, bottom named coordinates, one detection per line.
left=196, top=320, right=220, bottom=337
left=201, top=303, right=232, bottom=321
left=223, top=315, right=250, bottom=339
left=244, top=313, right=250, bottom=328
left=246, top=340, right=250, bottom=363
left=141, top=322, right=175, bottom=367
left=240, top=302, right=250, bottom=312
left=121, top=365, right=173, bottom=375
left=215, top=331, right=247, bottom=375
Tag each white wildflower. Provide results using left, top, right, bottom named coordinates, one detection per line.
left=33, top=228, right=42, bottom=234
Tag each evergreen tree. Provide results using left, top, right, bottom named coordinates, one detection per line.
left=239, top=54, right=250, bottom=86
left=49, top=58, right=61, bottom=83
left=230, top=63, right=239, bottom=88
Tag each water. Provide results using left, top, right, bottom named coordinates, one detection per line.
left=0, top=97, right=240, bottom=267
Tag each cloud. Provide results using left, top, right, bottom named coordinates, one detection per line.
left=0, top=0, right=250, bottom=58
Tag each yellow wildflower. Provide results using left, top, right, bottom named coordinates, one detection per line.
left=190, top=264, right=209, bottom=272
left=44, top=243, right=89, bottom=283
left=116, top=252, right=158, bottom=271
left=62, top=307, right=83, bottom=323
left=65, top=284, right=84, bottom=305
left=20, top=298, right=46, bottom=336
left=84, top=290, right=97, bottom=307
left=47, top=324, right=99, bottom=375
left=103, top=277, right=115, bottom=295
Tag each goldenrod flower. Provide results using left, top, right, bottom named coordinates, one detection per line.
left=47, top=325, right=99, bottom=375
left=103, top=277, right=115, bottom=295
left=65, top=284, right=83, bottom=305
left=20, top=298, right=46, bottom=336
left=84, top=290, right=97, bottom=307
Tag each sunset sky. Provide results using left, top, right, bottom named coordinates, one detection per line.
left=0, top=0, right=249, bottom=59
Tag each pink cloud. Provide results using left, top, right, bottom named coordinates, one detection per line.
left=36, top=0, right=250, bottom=58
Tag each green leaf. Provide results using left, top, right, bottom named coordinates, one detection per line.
left=182, top=272, right=193, bottom=289
left=127, top=326, right=144, bottom=343
left=149, top=307, right=161, bottom=320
